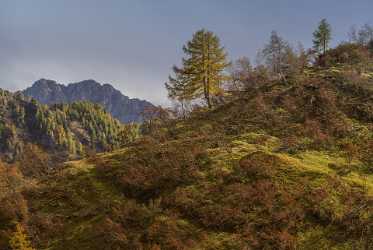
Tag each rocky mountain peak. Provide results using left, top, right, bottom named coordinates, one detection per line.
left=23, top=79, right=154, bottom=123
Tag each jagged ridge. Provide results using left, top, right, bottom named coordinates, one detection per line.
left=23, top=79, right=154, bottom=123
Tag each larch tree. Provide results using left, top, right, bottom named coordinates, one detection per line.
left=165, top=29, right=229, bottom=108
left=9, top=223, right=35, bottom=250
left=313, top=18, right=332, bottom=55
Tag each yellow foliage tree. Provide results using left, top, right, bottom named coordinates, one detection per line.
left=166, top=29, right=229, bottom=108
left=9, top=223, right=35, bottom=250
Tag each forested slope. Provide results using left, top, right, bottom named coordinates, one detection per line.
left=0, top=90, right=138, bottom=165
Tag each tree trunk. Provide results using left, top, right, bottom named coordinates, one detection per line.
left=181, top=101, right=186, bottom=119
left=203, top=75, right=211, bottom=108
left=202, top=34, right=211, bottom=109
left=206, top=91, right=211, bottom=108
left=365, top=225, right=371, bottom=250
left=206, top=40, right=211, bottom=109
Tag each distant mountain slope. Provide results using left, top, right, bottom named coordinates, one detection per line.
left=23, top=79, right=154, bottom=123
left=0, top=89, right=138, bottom=164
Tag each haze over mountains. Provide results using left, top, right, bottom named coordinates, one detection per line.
left=23, top=79, right=154, bottom=123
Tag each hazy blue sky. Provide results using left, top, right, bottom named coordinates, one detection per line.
left=1, top=0, right=372, bottom=104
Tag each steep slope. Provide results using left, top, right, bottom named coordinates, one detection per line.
left=5, top=66, right=372, bottom=249
left=23, top=79, right=154, bottom=123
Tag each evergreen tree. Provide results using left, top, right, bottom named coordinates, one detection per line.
left=166, top=29, right=229, bottom=108
left=165, top=66, right=192, bottom=117
left=313, top=19, right=332, bottom=55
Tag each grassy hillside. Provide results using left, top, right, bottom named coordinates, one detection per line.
left=2, top=63, right=369, bottom=249
left=23, top=137, right=371, bottom=249
left=1, top=43, right=373, bottom=249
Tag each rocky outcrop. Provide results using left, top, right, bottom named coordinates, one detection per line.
left=23, top=79, right=154, bottom=123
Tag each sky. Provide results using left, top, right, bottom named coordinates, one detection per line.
left=1, top=0, right=373, bottom=105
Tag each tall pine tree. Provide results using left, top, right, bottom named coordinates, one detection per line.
left=166, top=29, right=229, bottom=108
left=313, top=19, right=332, bottom=55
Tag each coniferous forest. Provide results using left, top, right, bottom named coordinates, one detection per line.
left=0, top=11, right=373, bottom=250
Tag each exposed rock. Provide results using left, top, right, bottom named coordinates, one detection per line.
left=23, top=79, right=154, bottom=123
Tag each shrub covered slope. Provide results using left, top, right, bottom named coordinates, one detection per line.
left=1, top=46, right=373, bottom=249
